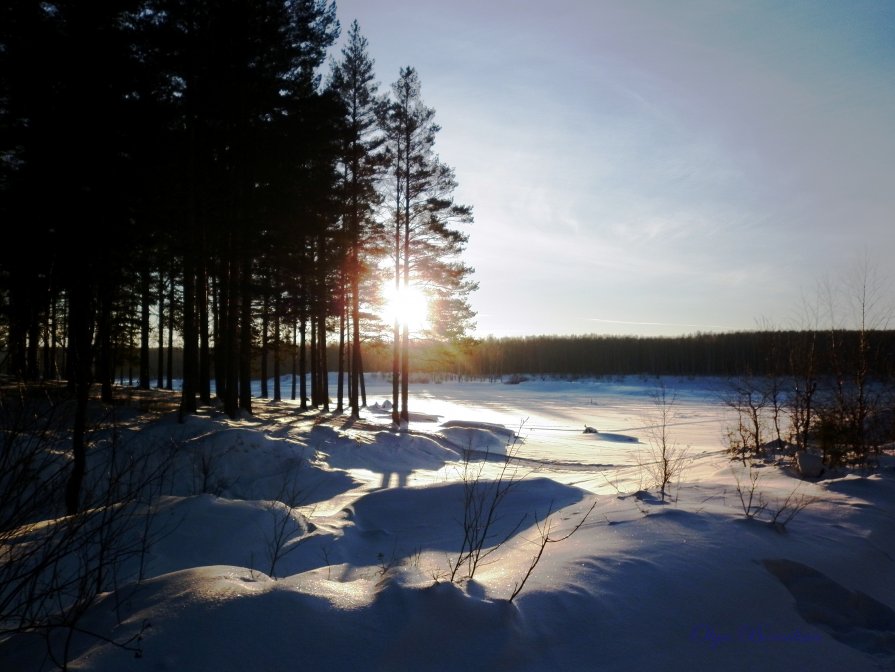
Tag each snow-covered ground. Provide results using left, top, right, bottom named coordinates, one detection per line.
left=3, top=376, right=895, bottom=671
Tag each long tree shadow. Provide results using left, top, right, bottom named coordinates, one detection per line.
left=764, top=558, right=895, bottom=660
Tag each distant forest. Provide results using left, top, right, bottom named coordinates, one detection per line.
left=57, top=329, right=895, bottom=383
left=450, top=331, right=895, bottom=379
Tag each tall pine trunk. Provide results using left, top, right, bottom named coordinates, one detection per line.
left=273, top=293, right=281, bottom=402
left=350, top=256, right=361, bottom=417
left=181, top=86, right=198, bottom=416
left=157, top=271, right=165, bottom=388
left=400, top=140, right=411, bottom=424
left=97, top=280, right=113, bottom=403
left=310, top=313, right=318, bottom=407
left=212, top=267, right=224, bottom=398
left=238, top=254, right=253, bottom=414
left=199, top=258, right=211, bottom=404
left=222, top=256, right=238, bottom=416
left=299, top=308, right=308, bottom=411
left=47, top=290, right=59, bottom=380
left=139, top=267, right=151, bottom=389
left=336, top=275, right=346, bottom=414
left=27, top=309, right=39, bottom=381
left=291, top=318, right=297, bottom=401
left=260, top=283, right=270, bottom=398
left=318, top=304, right=328, bottom=412
left=180, top=252, right=198, bottom=416
left=357, top=340, right=367, bottom=407
left=392, top=194, right=401, bottom=425
left=166, top=262, right=175, bottom=391
left=65, top=279, right=93, bottom=514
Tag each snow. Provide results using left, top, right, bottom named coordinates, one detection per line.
left=3, top=376, right=895, bottom=671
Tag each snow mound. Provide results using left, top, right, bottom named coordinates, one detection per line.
left=317, top=427, right=461, bottom=476
left=440, top=420, right=516, bottom=438
left=367, top=400, right=440, bottom=422
left=169, top=424, right=356, bottom=505
left=438, top=420, right=517, bottom=455
left=142, top=495, right=314, bottom=579
left=338, top=478, right=587, bottom=562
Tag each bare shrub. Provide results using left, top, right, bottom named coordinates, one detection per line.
left=767, top=485, right=818, bottom=532
left=639, top=383, right=689, bottom=502
left=262, top=473, right=313, bottom=579
left=731, top=464, right=766, bottom=519
left=509, top=498, right=597, bottom=601
left=449, top=422, right=529, bottom=582
left=723, top=377, right=771, bottom=464
left=730, top=462, right=817, bottom=532
left=447, top=420, right=599, bottom=600
left=0, top=386, right=173, bottom=669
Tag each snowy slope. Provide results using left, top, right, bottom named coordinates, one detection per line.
left=2, top=377, right=894, bottom=672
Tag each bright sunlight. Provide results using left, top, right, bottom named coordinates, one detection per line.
left=382, top=281, right=430, bottom=334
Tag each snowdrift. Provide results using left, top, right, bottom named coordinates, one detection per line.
left=2, top=377, right=894, bottom=672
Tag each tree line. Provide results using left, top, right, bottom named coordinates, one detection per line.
left=72, top=329, right=895, bottom=384
left=354, top=331, right=895, bottom=380
left=0, top=2, right=474, bottom=513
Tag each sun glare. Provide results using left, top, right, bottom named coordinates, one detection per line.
left=383, top=282, right=430, bottom=334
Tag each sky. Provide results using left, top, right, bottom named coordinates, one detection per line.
left=332, top=0, right=895, bottom=338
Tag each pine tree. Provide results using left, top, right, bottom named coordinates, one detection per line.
left=381, top=67, right=475, bottom=425
left=329, top=20, right=385, bottom=418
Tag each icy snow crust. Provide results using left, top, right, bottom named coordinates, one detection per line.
left=3, top=376, right=895, bottom=671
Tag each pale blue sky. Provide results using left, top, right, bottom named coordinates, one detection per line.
left=334, top=0, right=895, bottom=336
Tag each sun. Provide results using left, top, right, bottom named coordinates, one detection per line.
left=382, top=281, right=430, bottom=334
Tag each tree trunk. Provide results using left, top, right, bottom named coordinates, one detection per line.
left=166, top=265, right=175, bottom=391
left=8, top=289, right=27, bottom=380
left=291, top=318, right=297, bottom=401
left=27, top=312, right=39, bottom=381
left=157, top=271, right=165, bottom=388
left=238, top=250, right=253, bottom=414
left=97, top=282, right=113, bottom=403
left=336, top=278, right=345, bottom=414
left=273, top=293, right=281, bottom=402
left=260, top=284, right=270, bottom=398
left=42, top=305, right=50, bottom=381
left=318, top=304, right=328, bottom=412
left=299, top=309, right=308, bottom=411
left=400, top=153, right=411, bottom=424
left=222, top=255, right=239, bottom=417
left=198, top=259, right=211, bottom=404
left=392, top=207, right=401, bottom=424
left=350, top=248, right=360, bottom=417
left=65, top=280, right=93, bottom=514
left=47, top=290, right=59, bottom=380
left=139, top=267, right=151, bottom=389
left=180, top=252, right=198, bottom=416
left=310, top=312, right=318, bottom=407
left=357, top=341, right=367, bottom=407
left=212, top=267, right=225, bottom=398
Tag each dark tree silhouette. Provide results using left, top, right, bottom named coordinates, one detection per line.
left=381, top=67, right=474, bottom=424
left=329, top=20, right=386, bottom=418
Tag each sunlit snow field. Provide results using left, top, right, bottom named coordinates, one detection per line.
left=351, top=375, right=734, bottom=493
left=3, top=375, right=894, bottom=672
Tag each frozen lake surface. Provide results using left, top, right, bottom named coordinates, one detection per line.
left=356, top=375, right=736, bottom=492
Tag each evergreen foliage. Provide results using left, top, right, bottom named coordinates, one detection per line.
left=0, top=4, right=476, bottom=507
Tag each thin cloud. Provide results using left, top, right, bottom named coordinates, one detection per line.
left=588, top=318, right=726, bottom=330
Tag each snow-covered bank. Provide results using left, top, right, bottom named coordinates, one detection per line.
left=2, top=378, right=894, bottom=671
